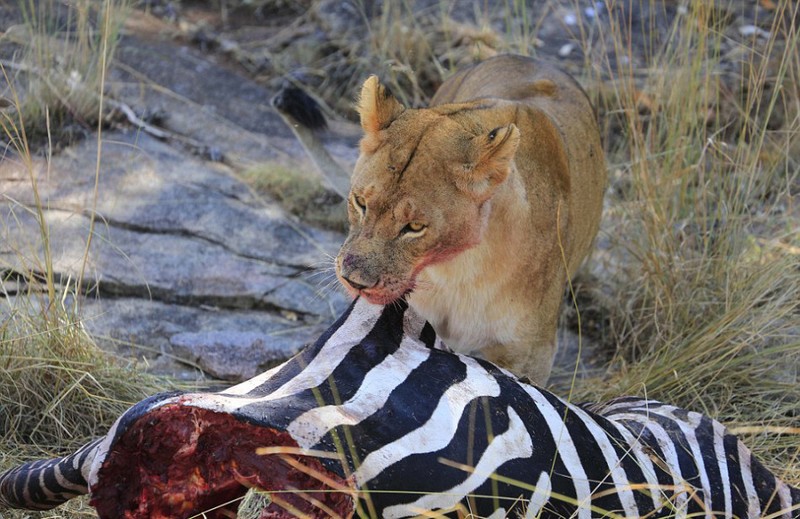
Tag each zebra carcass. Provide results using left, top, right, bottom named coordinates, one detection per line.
left=1, top=298, right=799, bottom=518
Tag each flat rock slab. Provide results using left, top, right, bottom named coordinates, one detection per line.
left=74, top=297, right=334, bottom=382
left=170, top=330, right=311, bottom=381
left=0, top=131, right=349, bottom=380
left=109, top=25, right=360, bottom=171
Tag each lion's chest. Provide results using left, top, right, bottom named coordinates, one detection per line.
left=408, top=252, right=522, bottom=355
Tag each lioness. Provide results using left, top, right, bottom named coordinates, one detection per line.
left=331, top=55, right=605, bottom=384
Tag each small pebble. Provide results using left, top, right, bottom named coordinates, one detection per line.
left=738, top=25, right=770, bottom=38
left=559, top=43, right=576, bottom=58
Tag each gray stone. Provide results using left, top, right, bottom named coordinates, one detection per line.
left=1, top=132, right=343, bottom=268
left=170, top=330, right=310, bottom=381
left=0, top=129, right=348, bottom=381
left=0, top=15, right=350, bottom=384
left=76, top=297, right=338, bottom=381
left=109, top=34, right=303, bottom=171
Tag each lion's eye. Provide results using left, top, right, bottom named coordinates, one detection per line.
left=352, top=194, right=366, bottom=215
left=401, top=221, right=427, bottom=236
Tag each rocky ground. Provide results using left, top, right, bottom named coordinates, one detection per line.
left=0, top=6, right=360, bottom=381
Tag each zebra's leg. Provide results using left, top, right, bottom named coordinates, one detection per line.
left=0, top=437, right=101, bottom=510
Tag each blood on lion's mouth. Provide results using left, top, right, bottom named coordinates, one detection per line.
left=336, top=271, right=415, bottom=306
left=357, top=279, right=418, bottom=306
left=358, top=288, right=407, bottom=306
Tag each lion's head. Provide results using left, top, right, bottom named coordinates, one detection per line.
left=335, top=76, right=520, bottom=305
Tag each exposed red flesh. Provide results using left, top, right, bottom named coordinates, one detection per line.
left=90, top=404, right=354, bottom=519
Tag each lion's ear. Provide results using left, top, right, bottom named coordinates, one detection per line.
left=462, top=124, right=520, bottom=199
left=357, top=76, right=404, bottom=134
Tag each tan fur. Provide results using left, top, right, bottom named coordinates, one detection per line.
left=336, top=55, right=606, bottom=384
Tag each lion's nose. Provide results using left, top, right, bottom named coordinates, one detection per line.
left=341, top=275, right=374, bottom=291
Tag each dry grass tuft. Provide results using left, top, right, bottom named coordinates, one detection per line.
left=561, top=0, right=800, bottom=486
left=241, top=161, right=348, bottom=232
left=0, top=297, right=172, bottom=519
left=1, top=0, right=129, bottom=147
left=0, top=301, right=169, bottom=449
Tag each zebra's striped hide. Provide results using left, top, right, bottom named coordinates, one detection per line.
left=1, top=298, right=798, bottom=518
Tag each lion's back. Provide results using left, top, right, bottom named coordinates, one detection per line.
left=432, top=55, right=606, bottom=276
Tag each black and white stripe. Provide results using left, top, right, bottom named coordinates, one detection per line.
left=0, top=437, right=102, bottom=510
left=2, top=298, right=798, bottom=518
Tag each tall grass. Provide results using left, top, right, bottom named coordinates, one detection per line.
left=562, top=0, right=800, bottom=484
left=1, top=0, right=129, bottom=142
left=0, top=301, right=169, bottom=449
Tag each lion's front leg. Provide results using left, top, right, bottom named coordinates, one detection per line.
left=481, top=332, right=558, bottom=386
left=477, top=301, right=557, bottom=386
